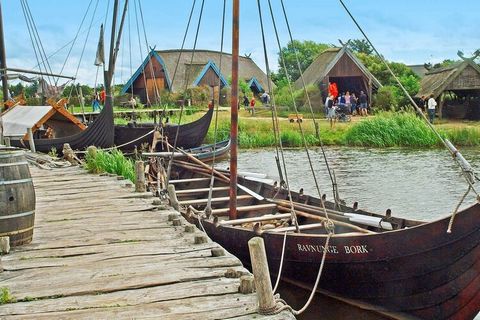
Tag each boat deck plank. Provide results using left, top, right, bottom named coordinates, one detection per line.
left=0, top=165, right=294, bottom=320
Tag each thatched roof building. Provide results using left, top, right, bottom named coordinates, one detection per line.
left=416, top=58, right=480, bottom=119
left=294, top=46, right=381, bottom=102
left=121, top=49, right=271, bottom=104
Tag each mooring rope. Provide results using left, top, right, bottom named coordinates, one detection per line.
left=73, top=128, right=156, bottom=154
left=262, top=233, right=333, bottom=316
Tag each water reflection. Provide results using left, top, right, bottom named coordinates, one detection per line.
left=219, top=147, right=480, bottom=221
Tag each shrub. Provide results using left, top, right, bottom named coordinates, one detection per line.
left=373, top=86, right=398, bottom=111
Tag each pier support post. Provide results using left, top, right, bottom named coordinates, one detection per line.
left=135, top=160, right=146, bottom=193
left=27, top=128, right=36, bottom=153
left=248, top=237, right=276, bottom=314
left=167, top=184, right=179, bottom=210
left=4, top=137, right=10, bottom=147
left=0, top=236, right=10, bottom=254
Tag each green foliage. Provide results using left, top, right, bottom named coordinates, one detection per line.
left=344, top=112, right=439, bottom=147
left=84, top=148, right=135, bottom=182
left=348, top=39, right=373, bottom=55
left=275, top=40, right=331, bottom=85
left=48, top=147, right=58, bottom=158
left=238, top=79, right=252, bottom=96
left=0, top=288, right=15, bottom=304
left=373, top=86, right=398, bottom=111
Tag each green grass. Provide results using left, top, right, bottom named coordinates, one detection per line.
left=0, top=288, right=15, bottom=304
left=84, top=148, right=135, bottom=182
left=344, top=112, right=439, bottom=147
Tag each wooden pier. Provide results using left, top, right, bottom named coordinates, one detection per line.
left=0, top=164, right=294, bottom=319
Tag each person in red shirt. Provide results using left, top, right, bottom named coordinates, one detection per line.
left=100, top=88, right=106, bottom=106
left=328, top=82, right=338, bottom=99
left=249, top=96, right=256, bottom=116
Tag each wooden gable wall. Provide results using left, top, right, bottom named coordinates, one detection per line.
left=446, top=65, right=480, bottom=91
left=197, top=68, right=222, bottom=87
left=328, top=54, right=365, bottom=78
left=132, top=57, right=167, bottom=90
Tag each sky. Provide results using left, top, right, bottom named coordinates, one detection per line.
left=2, top=0, right=479, bottom=86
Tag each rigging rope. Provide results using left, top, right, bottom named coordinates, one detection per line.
left=205, top=0, right=227, bottom=217
left=266, top=0, right=335, bottom=228
left=22, top=0, right=55, bottom=84
left=20, top=0, right=50, bottom=86
left=132, top=0, right=150, bottom=106
left=338, top=0, right=479, bottom=217
left=279, top=0, right=340, bottom=205
left=166, top=0, right=205, bottom=186
left=138, top=0, right=161, bottom=105
left=256, top=0, right=299, bottom=232
left=58, top=0, right=94, bottom=83
left=66, top=0, right=101, bottom=105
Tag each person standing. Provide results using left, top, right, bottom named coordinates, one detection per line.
left=243, top=95, right=249, bottom=111
left=351, top=92, right=358, bottom=115
left=100, top=88, right=106, bottom=106
left=427, top=94, right=437, bottom=123
left=359, top=91, right=368, bottom=116
left=92, top=91, right=100, bottom=112
left=326, top=94, right=336, bottom=128
left=249, top=96, right=256, bottom=116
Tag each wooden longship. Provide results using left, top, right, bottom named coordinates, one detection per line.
left=169, top=168, right=480, bottom=320
left=114, top=107, right=213, bottom=152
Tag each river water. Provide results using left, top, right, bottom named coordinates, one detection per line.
left=218, top=146, right=480, bottom=319
left=220, top=147, right=480, bottom=221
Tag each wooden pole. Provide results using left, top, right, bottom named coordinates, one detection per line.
left=229, top=0, right=240, bottom=220
left=248, top=237, right=276, bottom=313
left=0, top=1, right=8, bottom=109
left=4, top=137, right=10, bottom=147
left=135, top=160, right=146, bottom=192
left=27, top=128, right=36, bottom=153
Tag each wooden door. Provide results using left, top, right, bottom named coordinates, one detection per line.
left=146, top=78, right=164, bottom=104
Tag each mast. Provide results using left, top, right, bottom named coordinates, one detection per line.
left=0, top=1, right=9, bottom=108
left=229, top=0, right=239, bottom=220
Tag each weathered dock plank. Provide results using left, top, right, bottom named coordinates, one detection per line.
left=0, top=165, right=295, bottom=319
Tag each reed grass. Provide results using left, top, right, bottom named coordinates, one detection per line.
left=84, top=148, right=135, bottom=182
left=344, top=112, right=440, bottom=147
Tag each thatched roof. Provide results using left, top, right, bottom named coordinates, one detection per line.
left=294, top=46, right=381, bottom=89
left=122, top=49, right=273, bottom=93
left=416, top=60, right=480, bottom=99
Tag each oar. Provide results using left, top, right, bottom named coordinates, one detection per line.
left=165, top=142, right=265, bottom=200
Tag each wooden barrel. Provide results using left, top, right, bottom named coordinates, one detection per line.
left=0, top=151, right=35, bottom=246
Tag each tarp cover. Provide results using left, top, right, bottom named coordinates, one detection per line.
left=0, top=105, right=52, bottom=137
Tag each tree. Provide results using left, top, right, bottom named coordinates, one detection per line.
left=275, top=40, right=330, bottom=86
left=348, top=39, right=373, bottom=55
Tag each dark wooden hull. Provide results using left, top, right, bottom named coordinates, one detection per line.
left=114, top=108, right=213, bottom=152
left=11, top=104, right=114, bottom=153
left=185, top=139, right=230, bottom=162
left=177, top=174, right=480, bottom=320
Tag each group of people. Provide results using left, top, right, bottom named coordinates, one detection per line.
left=91, top=88, right=106, bottom=112
left=325, top=81, right=369, bottom=128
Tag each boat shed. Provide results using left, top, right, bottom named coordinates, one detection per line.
left=294, top=45, right=381, bottom=104
left=121, top=49, right=272, bottom=104
left=0, top=99, right=85, bottom=142
left=416, top=58, right=480, bottom=119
